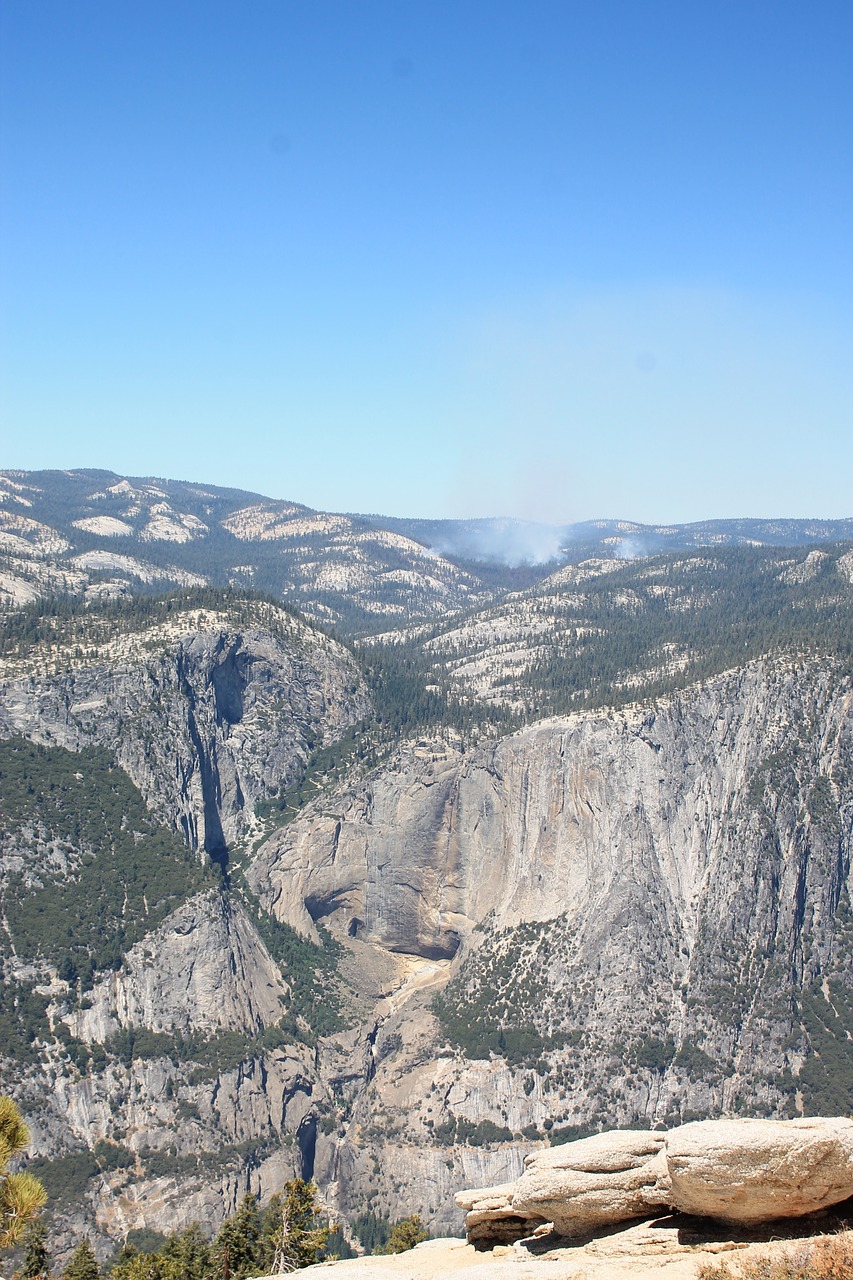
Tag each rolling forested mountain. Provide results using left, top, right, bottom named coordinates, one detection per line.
left=3, top=467, right=851, bottom=633
left=1, top=468, right=852, bottom=1261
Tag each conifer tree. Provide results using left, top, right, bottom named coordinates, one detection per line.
left=212, top=1193, right=260, bottom=1280
left=159, top=1222, right=210, bottom=1280
left=21, top=1218, right=50, bottom=1279
left=62, top=1239, right=100, bottom=1280
left=109, top=1249, right=166, bottom=1280
left=0, top=1096, right=47, bottom=1251
left=260, top=1180, right=329, bottom=1273
left=375, top=1215, right=428, bottom=1255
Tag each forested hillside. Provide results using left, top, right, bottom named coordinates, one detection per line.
left=3, top=468, right=851, bottom=634
left=404, top=545, right=853, bottom=719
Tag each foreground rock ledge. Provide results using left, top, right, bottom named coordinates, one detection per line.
left=457, top=1117, right=853, bottom=1245
left=511, top=1129, right=672, bottom=1237
left=667, top=1117, right=853, bottom=1226
left=265, top=1119, right=853, bottom=1279
left=283, top=1219, right=853, bottom=1280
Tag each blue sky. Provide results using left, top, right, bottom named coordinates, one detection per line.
left=1, top=0, right=851, bottom=522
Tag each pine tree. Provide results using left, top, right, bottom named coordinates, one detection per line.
left=62, top=1239, right=100, bottom=1280
left=260, top=1180, right=329, bottom=1273
left=21, top=1218, right=50, bottom=1279
left=109, top=1249, right=165, bottom=1280
left=159, top=1222, right=210, bottom=1280
left=0, top=1096, right=47, bottom=1251
left=212, top=1193, right=260, bottom=1280
left=375, top=1215, right=428, bottom=1255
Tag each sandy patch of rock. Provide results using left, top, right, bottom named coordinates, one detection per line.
left=284, top=1218, right=853, bottom=1280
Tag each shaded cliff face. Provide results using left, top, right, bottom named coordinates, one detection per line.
left=245, top=656, right=853, bottom=1232
left=0, top=598, right=369, bottom=855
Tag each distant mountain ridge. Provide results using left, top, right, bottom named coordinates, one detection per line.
left=2, top=468, right=851, bottom=633
left=381, top=512, right=853, bottom=566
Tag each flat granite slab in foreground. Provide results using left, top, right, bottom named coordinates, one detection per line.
left=269, top=1218, right=853, bottom=1280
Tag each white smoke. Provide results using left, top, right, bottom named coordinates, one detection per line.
left=614, top=536, right=648, bottom=560
left=431, top=519, right=566, bottom=567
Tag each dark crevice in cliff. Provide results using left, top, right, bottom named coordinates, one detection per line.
left=178, top=652, right=229, bottom=872
left=212, top=643, right=247, bottom=726
left=296, top=1112, right=317, bottom=1180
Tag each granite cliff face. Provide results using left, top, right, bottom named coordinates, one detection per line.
left=3, top=590, right=852, bottom=1254
left=244, top=655, right=853, bottom=1232
left=63, top=892, right=292, bottom=1043
left=0, top=597, right=368, bottom=854
left=254, top=655, right=851, bottom=965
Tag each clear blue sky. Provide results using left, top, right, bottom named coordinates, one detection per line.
left=1, top=0, right=851, bottom=523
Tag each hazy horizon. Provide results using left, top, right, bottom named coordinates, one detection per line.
left=3, top=465, right=851, bottom=537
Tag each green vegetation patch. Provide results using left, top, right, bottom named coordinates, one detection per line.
left=254, top=728, right=382, bottom=824
left=350, top=1212, right=392, bottom=1254
left=798, top=980, right=853, bottom=1115
left=0, top=738, right=212, bottom=986
left=429, top=1115, right=514, bottom=1147
left=244, top=890, right=348, bottom=1036
left=26, top=1151, right=101, bottom=1204
left=255, top=641, right=513, bottom=832
left=432, top=918, right=572, bottom=1063
left=0, top=982, right=52, bottom=1066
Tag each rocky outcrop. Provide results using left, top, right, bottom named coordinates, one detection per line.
left=510, top=1130, right=672, bottom=1238
left=457, top=1118, right=853, bottom=1244
left=63, top=891, right=291, bottom=1042
left=454, top=1132, right=674, bottom=1246
left=667, top=1117, right=853, bottom=1225
left=0, top=600, right=369, bottom=854
left=454, top=1184, right=543, bottom=1245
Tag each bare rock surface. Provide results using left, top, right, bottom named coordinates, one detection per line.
left=284, top=1222, right=853, bottom=1280
left=455, top=1184, right=546, bottom=1246
left=666, top=1117, right=853, bottom=1225
left=456, top=1119, right=853, bottom=1246
left=510, top=1130, right=672, bottom=1237
left=63, top=890, right=291, bottom=1041
left=457, top=1131, right=672, bottom=1243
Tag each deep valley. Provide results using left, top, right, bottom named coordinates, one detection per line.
left=1, top=469, right=852, bottom=1262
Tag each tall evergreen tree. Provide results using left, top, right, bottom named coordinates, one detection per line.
left=260, top=1180, right=330, bottom=1273
left=0, top=1096, right=47, bottom=1251
left=159, top=1222, right=210, bottom=1280
left=212, top=1193, right=260, bottom=1280
left=109, top=1249, right=166, bottom=1280
left=62, top=1239, right=100, bottom=1280
left=21, top=1218, right=50, bottom=1279
left=375, top=1215, right=428, bottom=1255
